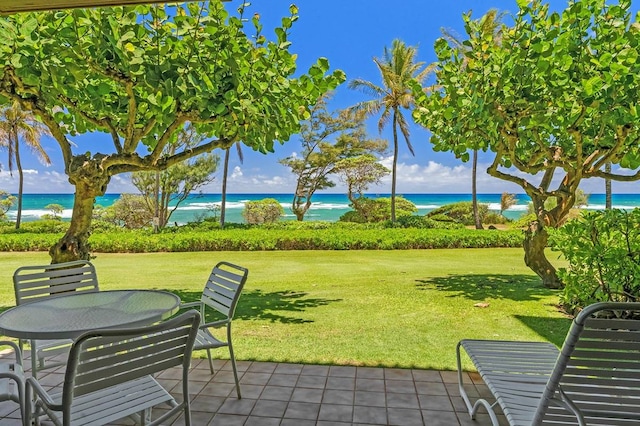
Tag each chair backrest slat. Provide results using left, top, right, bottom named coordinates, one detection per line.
left=200, top=261, right=248, bottom=318
left=13, top=261, right=98, bottom=305
left=64, top=310, right=200, bottom=401
left=534, top=302, right=640, bottom=425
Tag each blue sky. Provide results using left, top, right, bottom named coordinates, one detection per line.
left=1, top=0, right=639, bottom=194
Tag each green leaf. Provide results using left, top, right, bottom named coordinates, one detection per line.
left=582, top=76, right=602, bottom=96
left=20, top=18, right=38, bottom=36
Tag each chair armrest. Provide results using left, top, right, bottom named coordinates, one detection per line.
left=180, top=301, right=202, bottom=309
left=26, top=376, right=60, bottom=410
left=201, top=319, right=229, bottom=329
left=0, top=340, right=23, bottom=365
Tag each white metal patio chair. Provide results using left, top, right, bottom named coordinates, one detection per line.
left=13, top=260, right=99, bottom=378
left=26, top=310, right=200, bottom=426
left=0, top=340, right=25, bottom=426
left=181, top=261, right=248, bottom=399
left=457, top=301, right=640, bottom=426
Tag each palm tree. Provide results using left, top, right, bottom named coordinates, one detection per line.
left=220, top=142, right=243, bottom=228
left=442, top=10, right=505, bottom=230
left=605, top=162, right=612, bottom=209
left=0, top=102, right=51, bottom=229
left=349, top=39, right=433, bottom=222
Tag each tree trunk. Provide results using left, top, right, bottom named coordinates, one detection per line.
left=220, top=148, right=230, bottom=228
left=391, top=115, right=398, bottom=223
left=523, top=220, right=562, bottom=289
left=471, top=149, right=483, bottom=230
left=15, top=138, right=23, bottom=229
left=153, top=171, right=160, bottom=233
left=49, top=155, right=110, bottom=263
left=605, top=162, right=612, bottom=210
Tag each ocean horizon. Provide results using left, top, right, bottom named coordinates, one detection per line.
left=6, top=193, right=640, bottom=225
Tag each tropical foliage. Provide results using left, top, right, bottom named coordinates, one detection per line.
left=280, top=94, right=387, bottom=221
left=0, top=101, right=51, bottom=228
left=131, top=125, right=219, bottom=230
left=413, top=0, right=640, bottom=288
left=0, top=190, right=16, bottom=220
left=0, top=2, right=345, bottom=262
left=349, top=39, right=433, bottom=223
left=550, top=209, right=640, bottom=314
left=0, top=220, right=523, bottom=252
left=339, top=196, right=417, bottom=223
left=242, top=198, right=284, bottom=225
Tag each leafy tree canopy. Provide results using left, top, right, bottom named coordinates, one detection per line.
left=0, top=1, right=345, bottom=261
left=413, top=0, right=640, bottom=287
left=0, top=2, right=345, bottom=159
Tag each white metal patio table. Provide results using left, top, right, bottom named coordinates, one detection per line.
left=0, top=290, right=181, bottom=340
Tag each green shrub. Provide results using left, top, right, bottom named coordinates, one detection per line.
left=427, top=213, right=456, bottom=223
left=340, top=196, right=417, bottom=223
left=0, top=220, right=68, bottom=234
left=0, top=225, right=524, bottom=252
left=338, top=210, right=367, bottom=223
left=426, top=202, right=489, bottom=226
left=99, top=194, right=154, bottom=229
left=484, top=212, right=510, bottom=225
left=510, top=213, right=536, bottom=229
left=384, top=215, right=463, bottom=230
left=242, top=198, right=284, bottom=224
left=550, top=209, right=640, bottom=314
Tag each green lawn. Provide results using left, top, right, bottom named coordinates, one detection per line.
left=0, top=249, right=569, bottom=371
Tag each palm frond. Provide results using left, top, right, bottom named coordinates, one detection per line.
left=396, top=112, right=414, bottom=156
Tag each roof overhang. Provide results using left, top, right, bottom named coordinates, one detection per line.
left=0, top=1, right=203, bottom=14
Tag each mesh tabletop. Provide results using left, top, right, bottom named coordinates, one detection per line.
left=0, top=290, right=180, bottom=339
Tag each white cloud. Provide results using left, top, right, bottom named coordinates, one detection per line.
left=230, top=166, right=243, bottom=179
left=3, top=159, right=639, bottom=196
left=0, top=170, right=73, bottom=193
left=107, top=174, right=138, bottom=194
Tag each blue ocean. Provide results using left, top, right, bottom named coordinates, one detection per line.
left=7, top=193, right=640, bottom=225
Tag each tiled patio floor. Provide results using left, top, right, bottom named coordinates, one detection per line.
left=0, top=356, right=507, bottom=425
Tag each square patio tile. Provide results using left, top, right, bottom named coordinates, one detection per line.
left=318, top=403, right=354, bottom=422
left=260, top=385, right=294, bottom=401
left=386, top=392, right=420, bottom=409
left=291, top=387, right=324, bottom=403
left=274, top=363, right=304, bottom=375
left=387, top=407, right=424, bottom=426
left=352, top=405, right=387, bottom=424
left=322, top=389, right=355, bottom=405
left=250, top=399, right=288, bottom=418
left=355, top=390, right=386, bottom=407
left=283, top=401, right=321, bottom=420
left=329, top=365, right=357, bottom=377
left=357, top=367, right=385, bottom=379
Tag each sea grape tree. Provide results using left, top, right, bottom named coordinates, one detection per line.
left=413, top=0, right=640, bottom=288
left=0, top=1, right=345, bottom=262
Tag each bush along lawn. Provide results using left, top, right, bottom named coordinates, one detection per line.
left=0, top=221, right=523, bottom=252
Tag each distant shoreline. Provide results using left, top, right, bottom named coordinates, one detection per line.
left=8, top=193, right=640, bottom=224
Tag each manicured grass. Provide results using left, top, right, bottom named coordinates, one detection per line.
left=0, top=249, right=569, bottom=371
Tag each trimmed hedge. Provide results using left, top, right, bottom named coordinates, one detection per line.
left=0, top=226, right=523, bottom=252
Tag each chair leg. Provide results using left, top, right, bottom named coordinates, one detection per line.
left=206, top=349, right=215, bottom=374
left=228, top=343, right=241, bottom=399
left=184, top=401, right=192, bottom=426
left=29, top=341, right=39, bottom=380
left=456, top=342, right=500, bottom=426
left=15, top=377, right=26, bottom=426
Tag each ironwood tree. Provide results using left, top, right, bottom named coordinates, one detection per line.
left=0, top=2, right=344, bottom=262
left=413, top=0, right=640, bottom=288
left=131, top=125, right=219, bottom=230
left=280, top=94, right=386, bottom=221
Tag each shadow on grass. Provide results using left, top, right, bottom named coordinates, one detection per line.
left=172, top=289, right=341, bottom=324
left=416, top=274, right=555, bottom=302
left=515, top=315, right=572, bottom=347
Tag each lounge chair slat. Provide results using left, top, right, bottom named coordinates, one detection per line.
left=457, top=302, right=640, bottom=426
